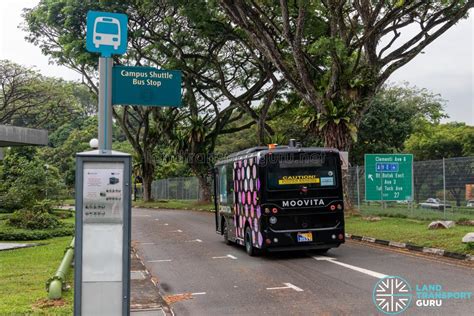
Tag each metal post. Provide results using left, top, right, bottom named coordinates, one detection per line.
left=98, top=57, right=113, bottom=151
left=443, top=157, right=446, bottom=219
left=48, top=238, right=75, bottom=299
left=381, top=172, right=384, bottom=210
left=356, top=165, right=361, bottom=211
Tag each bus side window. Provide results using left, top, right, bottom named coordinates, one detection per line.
left=219, top=165, right=227, bottom=204
left=226, top=163, right=234, bottom=205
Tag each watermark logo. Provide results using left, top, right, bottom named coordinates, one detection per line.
left=373, top=276, right=412, bottom=315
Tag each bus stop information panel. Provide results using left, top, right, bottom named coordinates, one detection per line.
left=75, top=150, right=131, bottom=316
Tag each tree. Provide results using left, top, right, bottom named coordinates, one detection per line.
left=23, top=0, right=282, bottom=201
left=405, top=122, right=474, bottom=160
left=40, top=116, right=98, bottom=187
left=351, top=83, right=446, bottom=165
left=219, top=0, right=473, bottom=150
left=0, top=148, right=66, bottom=210
left=406, top=123, right=474, bottom=205
left=0, top=60, right=87, bottom=129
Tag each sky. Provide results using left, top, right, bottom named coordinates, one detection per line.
left=0, top=0, right=473, bottom=125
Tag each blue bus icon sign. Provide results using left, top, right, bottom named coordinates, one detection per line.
left=86, top=11, right=128, bottom=57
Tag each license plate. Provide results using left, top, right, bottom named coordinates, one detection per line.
left=297, top=232, right=313, bottom=242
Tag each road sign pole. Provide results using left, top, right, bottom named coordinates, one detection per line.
left=98, top=57, right=113, bottom=151
left=381, top=171, right=384, bottom=209
left=356, top=165, right=360, bottom=211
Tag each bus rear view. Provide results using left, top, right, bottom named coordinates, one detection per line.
left=214, top=141, right=345, bottom=255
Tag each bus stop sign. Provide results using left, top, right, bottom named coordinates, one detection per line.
left=365, top=154, right=413, bottom=201
left=86, top=11, right=128, bottom=57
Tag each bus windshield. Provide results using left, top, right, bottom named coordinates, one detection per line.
left=96, top=22, right=119, bottom=35
left=267, top=153, right=338, bottom=190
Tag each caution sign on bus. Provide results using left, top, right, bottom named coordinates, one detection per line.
left=278, top=175, right=320, bottom=185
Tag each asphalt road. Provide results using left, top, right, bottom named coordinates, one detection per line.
left=132, top=208, right=474, bottom=316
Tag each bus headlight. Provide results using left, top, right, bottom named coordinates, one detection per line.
left=269, top=216, right=277, bottom=224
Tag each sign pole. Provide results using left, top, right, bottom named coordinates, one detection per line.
left=356, top=165, right=360, bottom=211
left=99, top=57, right=113, bottom=151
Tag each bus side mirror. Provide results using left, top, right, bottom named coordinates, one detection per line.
left=339, top=151, right=349, bottom=170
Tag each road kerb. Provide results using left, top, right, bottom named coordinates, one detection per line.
left=347, top=234, right=471, bottom=262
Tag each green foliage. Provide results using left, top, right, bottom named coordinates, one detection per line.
left=40, top=116, right=98, bottom=187
left=405, top=122, right=474, bottom=160
left=7, top=199, right=62, bottom=230
left=351, top=84, right=447, bottom=164
left=217, top=1, right=472, bottom=149
left=8, top=210, right=62, bottom=230
left=51, top=209, right=74, bottom=219
left=0, top=148, right=66, bottom=211
left=0, top=60, right=90, bottom=129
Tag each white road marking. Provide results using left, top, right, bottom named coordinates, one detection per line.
left=148, top=259, right=172, bottom=263
left=133, top=214, right=151, bottom=217
left=154, top=219, right=160, bottom=221
left=185, top=239, right=203, bottom=243
left=266, top=286, right=290, bottom=290
left=266, top=283, right=303, bottom=292
left=170, top=229, right=183, bottom=233
left=284, top=283, right=304, bottom=292
left=313, top=256, right=387, bottom=279
left=140, top=242, right=155, bottom=245
left=191, top=292, right=206, bottom=295
left=212, top=254, right=238, bottom=260
left=157, top=223, right=169, bottom=226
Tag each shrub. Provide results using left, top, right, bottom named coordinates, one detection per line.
left=0, top=151, right=66, bottom=211
left=51, top=209, right=74, bottom=219
left=0, top=226, right=74, bottom=241
left=31, top=199, right=55, bottom=213
left=8, top=210, right=62, bottom=230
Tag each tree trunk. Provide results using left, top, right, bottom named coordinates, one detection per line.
left=321, top=122, right=355, bottom=214
left=321, top=122, right=352, bottom=151
left=142, top=172, right=153, bottom=202
left=197, top=174, right=212, bottom=203
left=141, top=156, right=155, bottom=202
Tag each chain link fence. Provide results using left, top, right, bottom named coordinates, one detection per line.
left=149, top=157, right=474, bottom=220
left=348, top=156, right=474, bottom=220
left=150, top=177, right=206, bottom=201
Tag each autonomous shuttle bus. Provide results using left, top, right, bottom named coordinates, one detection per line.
left=214, top=140, right=345, bottom=256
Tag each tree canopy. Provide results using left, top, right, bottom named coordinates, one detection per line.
left=219, top=0, right=473, bottom=149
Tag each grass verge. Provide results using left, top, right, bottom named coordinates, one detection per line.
left=346, top=216, right=474, bottom=255
left=358, top=204, right=474, bottom=221
left=0, top=236, right=74, bottom=315
left=132, top=199, right=214, bottom=211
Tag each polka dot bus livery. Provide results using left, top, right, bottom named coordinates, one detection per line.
left=213, top=140, right=345, bottom=256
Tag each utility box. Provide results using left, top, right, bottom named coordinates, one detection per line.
left=74, top=150, right=131, bottom=316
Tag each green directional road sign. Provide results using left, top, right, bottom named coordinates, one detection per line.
left=365, top=154, right=413, bottom=201
left=112, top=66, right=181, bottom=107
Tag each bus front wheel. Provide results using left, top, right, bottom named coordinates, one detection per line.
left=245, top=226, right=259, bottom=256
left=223, top=219, right=231, bottom=245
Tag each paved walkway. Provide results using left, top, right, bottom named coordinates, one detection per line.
left=130, top=247, right=171, bottom=315
left=0, top=242, right=37, bottom=251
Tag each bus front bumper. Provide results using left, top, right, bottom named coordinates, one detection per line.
left=263, top=227, right=345, bottom=251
